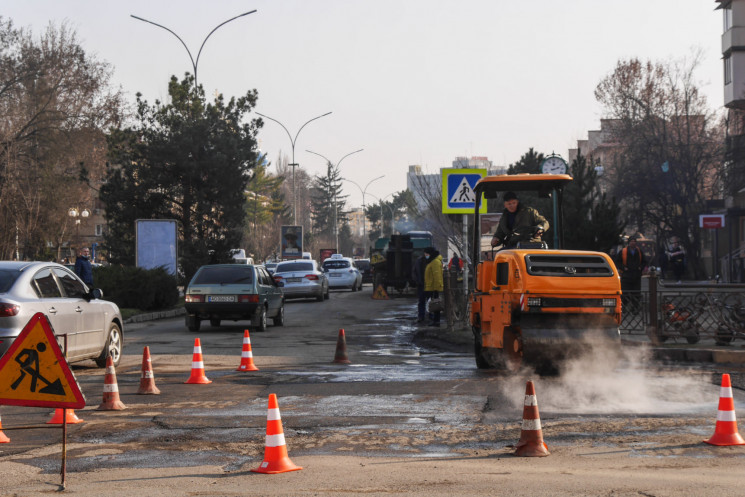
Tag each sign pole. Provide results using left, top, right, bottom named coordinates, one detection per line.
left=462, top=214, right=469, bottom=299
left=61, top=334, right=68, bottom=490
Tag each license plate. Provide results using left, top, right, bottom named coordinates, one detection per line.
left=207, top=295, right=236, bottom=302
left=329, top=273, right=342, bottom=277
left=287, top=278, right=301, bottom=283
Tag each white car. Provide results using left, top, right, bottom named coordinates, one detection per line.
left=322, top=254, right=363, bottom=291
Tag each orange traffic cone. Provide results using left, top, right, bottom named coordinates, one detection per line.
left=0, top=413, right=10, bottom=443
left=97, top=355, right=126, bottom=410
left=185, top=337, right=211, bottom=384
left=251, top=394, right=303, bottom=474
left=137, top=346, right=161, bottom=395
left=236, top=329, right=259, bottom=371
left=47, top=408, right=84, bottom=424
left=705, top=373, right=745, bottom=446
left=333, top=328, right=351, bottom=364
left=514, top=380, right=550, bottom=457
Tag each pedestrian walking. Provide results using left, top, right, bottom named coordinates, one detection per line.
left=423, top=247, right=444, bottom=327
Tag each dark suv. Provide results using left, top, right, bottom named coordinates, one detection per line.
left=354, top=259, right=372, bottom=285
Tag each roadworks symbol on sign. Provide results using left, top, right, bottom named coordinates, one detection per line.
left=449, top=176, right=476, bottom=204
left=372, top=285, right=389, bottom=300
left=0, top=312, right=85, bottom=409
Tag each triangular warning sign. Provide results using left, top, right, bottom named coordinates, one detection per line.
left=449, top=177, right=475, bottom=204
left=372, top=284, right=389, bottom=300
left=0, top=313, right=86, bottom=409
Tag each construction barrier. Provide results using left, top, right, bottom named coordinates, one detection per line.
left=236, top=329, right=259, bottom=371
left=251, top=394, right=302, bottom=474
left=185, top=337, right=212, bottom=384
left=97, top=355, right=126, bottom=411
left=333, top=329, right=351, bottom=364
left=137, top=346, right=161, bottom=395
left=47, top=408, right=84, bottom=425
left=514, top=380, right=550, bottom=457
left=705, top=373, right=745, bottom=446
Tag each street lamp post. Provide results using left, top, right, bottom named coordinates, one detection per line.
left=256, top=112, right=332, bottom=225
left=343, top=176, right=385, bottom=256
left=68, top=207, right=90, bottom=257
left=131, top=10, right=257, bottom=89
left=367, top=192, right=396, bottom=237
left=306, top=148, right=364, bottom=252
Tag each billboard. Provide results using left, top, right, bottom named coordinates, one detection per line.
left=281, top=225, right=303, bottom=259
left=136, top=219, right=178, bottom=275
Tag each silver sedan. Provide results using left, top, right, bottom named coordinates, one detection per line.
left=0, top=261, right=124, bottom=367
left=272, top=260, right=329, bottom=301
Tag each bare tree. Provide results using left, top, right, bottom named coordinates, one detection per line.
left=594, top=53, right=724, bottom=278
left=0, top=18, right=125, bottom=259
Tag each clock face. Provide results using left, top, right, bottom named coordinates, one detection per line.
left=541, top=157, right=567, bottom=175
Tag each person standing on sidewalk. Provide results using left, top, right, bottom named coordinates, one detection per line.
left=423, top=247, right=444, bottom=327
left=74, top=246, right=93, bottom=287
left=616, top=236, right=646, bottom=312
left=413, top=252, right=427, bottom=323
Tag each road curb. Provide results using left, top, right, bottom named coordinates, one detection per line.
left=125, top=307, right=186, bottom=324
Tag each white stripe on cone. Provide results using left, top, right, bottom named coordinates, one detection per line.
left=268, top=408, right=281, bottom=421
left=717, top=410, right=737, bottom=422
left=106, top=366, right=115, bottom=374
left=241, top=351, right=253, bottom=358
left=522, top=419, right=542, bottom=431
left=524, top=395, right=538, bottom=406
left=192, top=361, right=204, bottom=369
left=721, top=386, right=734, bottom=398
left=266, top=433, right=286, bottom=447
left=103, top=384, right=119, bottom=393
left=143, top=371, right=154, bottom=379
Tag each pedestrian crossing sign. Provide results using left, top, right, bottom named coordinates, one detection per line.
left=442, top=168, right=487, bottom=214
left=0, top=312, right=86, bottom=408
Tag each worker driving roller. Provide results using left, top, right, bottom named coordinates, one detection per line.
left=490, top=191, right=549, bottom=249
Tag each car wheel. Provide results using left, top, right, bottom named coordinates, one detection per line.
left=186, top=314, right=201, bottom=332
left=95, top=323, right=123, bottom=368
left=324, top=285, right=330, bottom=300
left=273, top=302, right=285, bottom=326
left=210, top=317, right=221, bottom=327
left=253, top=305, right=267, bottom=331
left=316, top=290, right=324, bottom=302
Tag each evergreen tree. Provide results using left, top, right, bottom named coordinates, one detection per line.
left=244, top=156, right=285, bottom=260
left=562, top=150, right=625, bottom=252
left=310, top=162, right=348, bottom=241
left=101, top=75, right=261, bottom=281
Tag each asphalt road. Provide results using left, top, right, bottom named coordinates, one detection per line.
left=2, top=286, right=745, bottom=496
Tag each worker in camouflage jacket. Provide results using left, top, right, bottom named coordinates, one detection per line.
left=491, top=191, right=549, bottom=249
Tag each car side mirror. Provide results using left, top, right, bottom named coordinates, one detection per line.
left=85, top=288, right=104, bottom=301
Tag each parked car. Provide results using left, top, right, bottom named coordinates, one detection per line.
left=354, top=259, right=372, bottom=285
left=264, top=262, right=279, bottom=275
left=273, top=260, right=329, bottom=301
left=0, top=261, right=124, bottom=367
left=184, top=264, right=284, bottom=332
left=323, top=254, right=363, bottom=291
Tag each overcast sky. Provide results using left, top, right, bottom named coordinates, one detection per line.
left=5, top=0, right=725, bottom=207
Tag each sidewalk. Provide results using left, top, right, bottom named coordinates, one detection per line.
left=124, top=306, right=185, bottom=324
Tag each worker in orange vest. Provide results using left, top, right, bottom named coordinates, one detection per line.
left=615, top=235, right=647, bottom=312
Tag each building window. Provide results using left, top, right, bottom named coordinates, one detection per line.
left=724, top=3, right=733, bottom=32
left=95, top=224, right=103, bottom=237
left=725, top=54, right=733, bottom=85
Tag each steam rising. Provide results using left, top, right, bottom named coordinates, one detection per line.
left=504, top=340, right=716, bottom=415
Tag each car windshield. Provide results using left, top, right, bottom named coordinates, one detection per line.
left=0, top=269, right=20, bottom=293
left=276, top=262, right=314, bottom=273
left=323, top=260, right=350, bottom=269
left=192, top=266, right=254, bottom=285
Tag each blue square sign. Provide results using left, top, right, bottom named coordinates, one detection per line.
left=441, top=169, right=486, bottom=214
